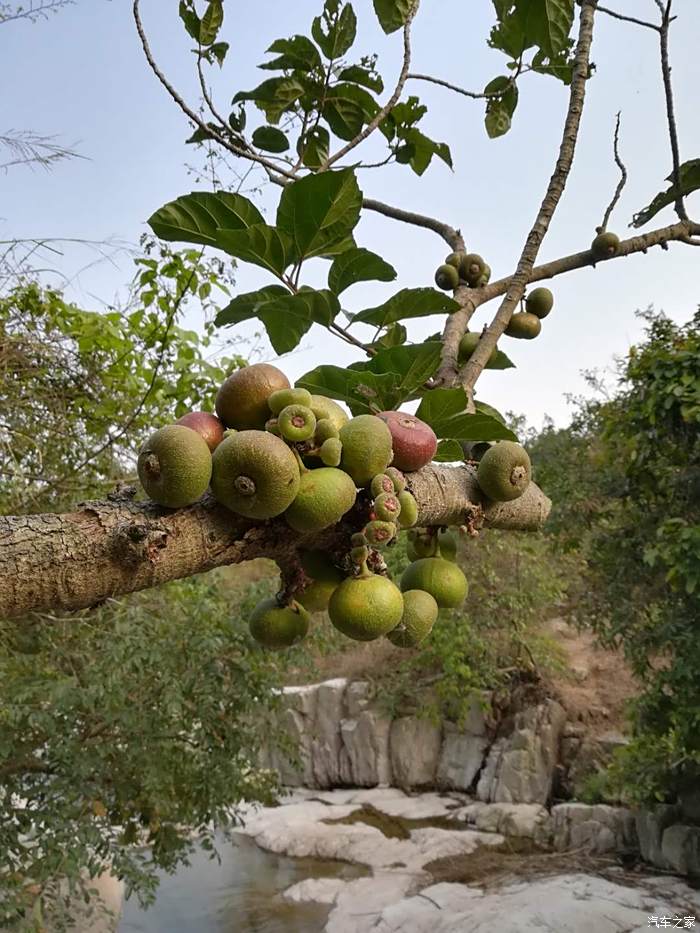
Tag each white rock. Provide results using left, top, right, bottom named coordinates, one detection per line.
left=325, top=874, right=420, bottom=933
left=551, top=803, right=636, bottom=854
left=340, top=710, right=393, bottom=786
left=281, top=877, right=346, bottom=905
left=389, top=717, right=442, bottom=790
left=436, top=723, right=489, bottom=792
left=311, top=679, right=348, bottom=788
left=345, top=681, right=372, bottom=717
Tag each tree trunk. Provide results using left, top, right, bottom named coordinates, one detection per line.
left=0, top=464, right=551, bottom=620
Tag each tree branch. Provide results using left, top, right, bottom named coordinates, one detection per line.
left=362, top=198, right=463, bottom=249
left=657, top=0, right=687, bottom=221
left=591, top=3, right=659, bottom=31
left=600, top=111, right=627, bottom=231
left=455, top=0, right=598, bottom=393
left=0, top=467, right=551, bottom=620
left=407, top=72, right=520, bottom=100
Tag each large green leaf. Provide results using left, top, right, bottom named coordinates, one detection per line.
left=199, top=0, right=223, bottom=45
left=276, top=169, right=362, bottom=262
left=259, top=35, right=322, bottom=72
left=328, top=248, right=396, bottom=295
left=474, top=399, right=507, bottom=424
left=349, top=342, right=442, bottom=404
left=258, top=291, right=340, bottom=354
left=323, top=83, right=380, bottom=140
left=297, top=126, right=330, bottom=170
left=632, top=159, right=700, bottom=228
left=352, top=288, right=459, bottom=327
left=416, top=387, right=470, bottom=426
left=484, top=76, right=519, bottom=139
left=287, top=288, right=341, bottom=326
left=147, top=192, right=263, bottom=246
left=252, top=125, right=289, bottom=153
left=337, top=65, right=384, bottom=94
left=214, top=285, right=288, bottom=328
left=526, top=0, right=575, bottom=58
left=232, top=77, right=307, bottom=124
left=312, top=2, right=357, bottom=59
left=297, top=365, right=400, bottom=415
left=433, top=412, right=517, bottom=443
left=373, top=0, right=413, bottom=34
left=400, top=128, right=453, bottom=175
left=370, top=322, right=407, bottom=350
left=215, top=224, right=293, bottom=275
left=178, top=1, right=200, bottom=41
left=434, top=439, right=464, bottom=463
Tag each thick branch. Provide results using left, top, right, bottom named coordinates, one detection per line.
left=455, top=0, right=598, bottom=393
left=0, top=466, right=551, bottom=620
left=362, top=198, right=463, bottom=249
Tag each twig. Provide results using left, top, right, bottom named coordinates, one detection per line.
left=592, top=3, right=659, bottom=31
left=657, top=0, right=687, bottom=221
left=362, top=198, right=462, bottom=250
left=600, top=112, right=627, bottom=231
left=323, top=1, right=419, bottom=170
left=453, top=0, right=599, bottom=395
left=408, top=72, right=517, bottom=100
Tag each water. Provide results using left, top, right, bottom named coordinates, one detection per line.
left=118, top=833, right=365, bottom=933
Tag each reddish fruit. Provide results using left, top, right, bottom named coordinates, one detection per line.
left=376, top=411, right=437, bottom=473
left=175, top=411, right=225, bottom=452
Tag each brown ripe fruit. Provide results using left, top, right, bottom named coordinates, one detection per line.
left=215, top=363, right=290, bottom=430
left=175, top=411, right=225, bottom=452
left=376, top=411, right=437, bottom=473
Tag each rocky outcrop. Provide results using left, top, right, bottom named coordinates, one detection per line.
left=551, top=803, right=637, bottom=854
left=389, top=717, right=442, bottom=790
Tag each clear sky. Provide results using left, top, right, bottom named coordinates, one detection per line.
left=2, top=0, right=699, bottom=428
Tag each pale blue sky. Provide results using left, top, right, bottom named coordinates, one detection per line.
left=3, top=0, right=699, bottom=426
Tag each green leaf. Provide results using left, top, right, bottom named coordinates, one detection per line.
left=488, top=348, right=516, bottom=370
left=199, top=0, right=223, bottom=46
left=526, top=0, right=575, bottom=58
left=312, top=2, right=357, bottom=59
left=185, top=123, right=217, bottom=144
left=632, top=159, right=700, bottom=228
left=485, top=106, right=512, bottom=139
left=349, top=342, right=442, bottom=404
left=147, top=191, right=263, bottom=246
left=259, top=35, right=322, bottom=72
left=297, top=365, right=400, bottom=415
left=416, top=387, right=470, bottom=426
left=434, top=439, right=464, bottom=462
left=370, top=322, right=407, bottom=350
left=433, top=412, right=517, bottom=443
left=400, top=128, right=453, bottom=175
left=215, top=224, right=293, bottom=275
left=276, top=169, right=362, bottom=262
left=215, top=285, right=288, bottom=328
left=352, top=287, right=459, bottom=327
left=297, top=126, right=330, bottom=170
left=251, top=125, right=290, bottom=153
left=286, top=287, right=341, bottom=326
left=373, top=0, right=413, bottom=34
left=258, top=290, right=340, bottom=354
left=232, top=77, right=307, bottom=124
left=322, top=84, right=379, bottom=140
left=328, top=248, right=396, bottom=295
left=337, top=65, right=384, bottom=93
left=203, top=41, right=229, bottom=67
left=484, top=76, right=519, bottom=138
left=474, top=399, right=507, bottom=423
left=179, top=1, right=200, bottom=41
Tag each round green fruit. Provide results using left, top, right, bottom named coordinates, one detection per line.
left=297, top=579, right=338, bottom=613
left=386, top=589, right=439, bottom=648
left=320, top=437, right=342, bottom=467
left=400, top=557, right=468, bottom=609
left=459, top=253, right=486, bottom=286
left=435, top=263, right=460, bottom=291
left=137, top=425, right=212, bottom=509
left=215, top=363, right=290, bottom=430
left=285, top=467, right=357, bottom=533
left=351, top=545, right=370, bottom=564
left=406, top=528, right=457, bottom=561
left=329, top=573, right=404, bottom=641
left=278, top=404, right=316, bottom=442
left=315, top=418, right=339, bottom=444
left=445, top=252, right=462, bottom=270
left=268, top=387, right=312, bottom=415
left=458, top=332, right=498, bottom=367
left=371, top=473, right=396, bottom=498
left=339, top=415, right=393, bottom=487
left=591, top=230, right=620, bottom=260
left=525, top=287, right=554, bottom=319
left=210, top=430, right=300, bottom=519
left=476, top=440, right=531, bottom=502
left=396, top=490, right=418, bottom=528
left=309, top=395, right=349, bottom=432
left=505, top=312, right=542, bottom=340
left=249, top=597, right=309, bottom=649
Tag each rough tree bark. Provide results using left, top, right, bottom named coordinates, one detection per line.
left=0, top=464, right=551, bottom=620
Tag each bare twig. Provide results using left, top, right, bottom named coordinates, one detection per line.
left=600, top=112, right=627, bottom=231
left=0, top=0, right=72, bottom=24
left=592, top=3, right=659, bottom=31
left=0, top=130, right=83, bottom=172
left=407, top=72, right=518, bottom=100
left=657, top=0, right=687, bottom=221
left=362, top=199, right=462, bottom=250
left=452, top=0, right=599, bottom=395
left=323, top=1, right=419, bottom=170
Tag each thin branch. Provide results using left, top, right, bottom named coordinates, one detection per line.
left=407, top=72, right=517, bottom=100
left=0, top=130, right=83, bottom=173
left=362, top=198, right=462, bottom=250
left=0, top=0, right=72, bottom=24
left=657, top=0, right=687, bottom=221
left=593, top=3, right=659, bottom=31
left=451, top=0, right=599, bottom=395
left=323, top=1, right=419, bottom=170
left=600, top=111, right=627, bottom=231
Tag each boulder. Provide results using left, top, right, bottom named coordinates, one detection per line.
left=311, top=678, right=347, bottom=788
left=636, top=804, right=680, bottom=869
left=436, top=723, right=488, bottom=792
left=551, top=803, right=637, bottom=854
left=389, top=717, right=442, bottom=790
left=340, top=710, right=393, bottom=787
left=679, top=786, right=700, bottom=824
left=661, top=824, right=700, bottom=875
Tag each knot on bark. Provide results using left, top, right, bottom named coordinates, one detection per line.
left=107, top=483, right=138, bottom=503
left=112, top=520, right=169, bottom=564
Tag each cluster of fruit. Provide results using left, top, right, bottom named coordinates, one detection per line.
left=434, top=251, right=491, bottom=291
left=136, top=362, right=532, bottom=652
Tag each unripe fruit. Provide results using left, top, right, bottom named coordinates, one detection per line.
left=351, top=532, right=368, bottom=548
left=591, top=230, right=620, bottom=260
left=339, top=415, right=393, bottom=487
left=278, top=404, right=316, bottom=442
left=386, top=589, right=439, bottom=648
left=525, top=287, right=554, bottom=319
left=435, top=263, right=460, bottom=291
left=476, top=440, right=531, bottom=502
left=396, top=490, right=418, bottom=528
left=376, top=411, right=437, bottom=473
left=385, top=467, right=407, bottom=492
left=400, top=557, right=468, bottom=609
left=137, top=425, right=212, bottom=509
left=329, top=573, right=404, bottom=641
left=351, top=545, right=370, bottom=564
left=371, top=473, right=396, bottom=498
left=268, top=387, right=313, bottom=415
left=320, top=437, right=342, bottom=467
left=297, top=579, right=338, bottom=613
left=210, top=430, right=300, bottom=519
left=175, top=411, right=225, bottom=452
left=315, top=418, right=339, bottom=444
left=373, top=492, right=402, bottom=523
left=285, top=467, right=357, bottom=533
left=364, top=520, right=396, bottom=548
left=505, top=312, right=542, bottom=340
left=265, top=418, right=281, bottom=436
left=249, top=597, right=309, bottom=649
left=459, top=253, right=486, bottom=286
left=407, top=529, right=457, bottom=561
left=475, top=263, right=492, bottom=287
left=309, top=395, right=349, bottom=432
left=215, top=363, right=290, bottom=430
left=445, top=252, right=462, bottom=270
left=458, top=332, right=498, bottom=367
